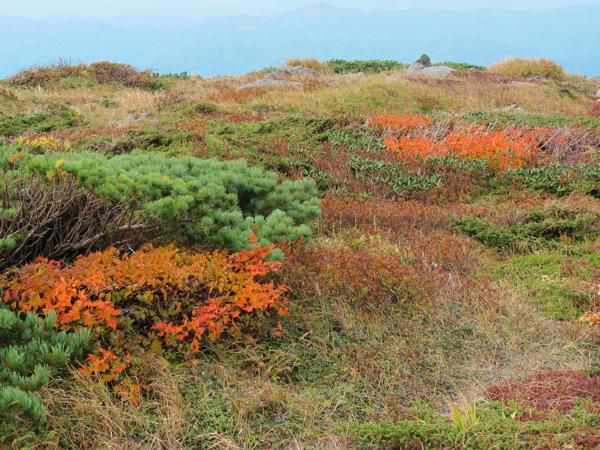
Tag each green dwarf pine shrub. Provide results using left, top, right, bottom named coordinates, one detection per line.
left=11, top=148, right=320, bottom=251
left=0, top=308, right=92, bottom=430
left=455, top=207, right=599, bottom=250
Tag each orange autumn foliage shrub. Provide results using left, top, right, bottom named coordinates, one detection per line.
left=1, top=244, right=288, bottom=357
left=378, top=113, right=552, bottom=170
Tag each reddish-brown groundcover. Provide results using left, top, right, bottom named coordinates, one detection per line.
left=487, top=370, right=600, bottom=416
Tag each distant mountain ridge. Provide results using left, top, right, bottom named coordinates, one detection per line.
left=1, top=4, right=599, bottom=77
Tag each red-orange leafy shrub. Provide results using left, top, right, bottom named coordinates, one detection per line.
left=372, top=113, right=558, bottom=170
left=1, top=244, right=288, bottom=357
left=385, top=126, right=549, bottom=170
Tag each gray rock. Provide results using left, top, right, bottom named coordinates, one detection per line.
left=406, top=62, right=427, bottom=73
left=421, top=66, right=456, bottom=77
left=238, top=78, right=303, bottom=91
left=407, top=54, right=435, bottom=73
left=126, top=112, right=150, bottom=123
left=502, top=104, right=526, bottom=113
left=595, top=88, right=600, bottom=98
left=266, top=66, right=319, bottom=79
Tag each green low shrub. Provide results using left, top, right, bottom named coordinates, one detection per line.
left=355, top=401, right=599, bottom=450
left=463, top=111, right=600, bottom=129
left=0, top=105, right=81, bottom=137
left=0, top=308, right=91, bottom=431
left=434, top=61, right=487, bottom=70
left=204, top=116, right=333, bottom=172
left=455, top=207, right=599, bottom=251
left=185, top=101, right=219, bottom=115
left=325, top=127, right=385, bottom=152
left=81, top=128, right=197, bottom=155
left=503, top=163, right=600, bottom=196
left=350, top=156, right=441, bottom=196
left=10, top=148, right=320, bottom=251
left=327, top=59, right=408, bottom=74
left=492, top=248, right=599, bottom=320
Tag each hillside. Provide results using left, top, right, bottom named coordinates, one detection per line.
left=1, top=5, right=600, bottom=77
left=0, top=58, right=599, bottom=448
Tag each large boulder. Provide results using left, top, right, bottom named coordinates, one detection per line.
left=238, top=78, right=303, bottom=91
left=421, top=66, right=456, bottom=77
left=406, top=54, right=432, bottom=73
left=595, top=88, right=600, bottom=98
left=266, top=66, right=320, bottom=79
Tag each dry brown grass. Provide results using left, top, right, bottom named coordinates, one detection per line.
left=285, top=58, right=331, bottom=73
left=489, top=57, right=567, bottom=81
left=42, top=357, right=185, bottom=449
left=246, top=73, right=589, bottom=116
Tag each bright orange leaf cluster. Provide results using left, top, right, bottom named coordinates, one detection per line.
left=1, top=244, right=288, bottom=355
left=370, top=113, right=433, bottom=131
left=380, top=117, right=551, bottom=170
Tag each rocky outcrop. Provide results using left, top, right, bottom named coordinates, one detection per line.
left=405, top=54, right=455, bottom=78
left=406, top=54, right=432, bottom=73
left=266, top=66, right=320, bottom=79
left=421, top=66, right=456, bottom=77
left=237, top=65, right=320, bottom=91
left=238, top=78, right=303, bottom=91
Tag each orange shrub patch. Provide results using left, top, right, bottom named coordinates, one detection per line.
left=377, top=113, right=552, bottom=170
left=385, top=128, right=548, bottom=170
left=1, top=244, right=288, bottom=356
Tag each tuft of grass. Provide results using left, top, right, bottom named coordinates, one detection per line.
left=489, top=57, right=566, bottom=81
left=491, top=242, right=600, bottom=320
left=327, top=59, right=408, bottom=74
left=285, top=58, right=331, bottom=73
left=355, top=400, right=600, bottom=449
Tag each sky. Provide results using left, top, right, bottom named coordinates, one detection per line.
left=3, top=0, right=600, bottom=19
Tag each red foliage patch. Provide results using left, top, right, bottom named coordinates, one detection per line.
left=487, top=370, right=600, bottom=417
left=320, top=196, right=483, bottom=234
left=282, top=244, right=432, bottom=306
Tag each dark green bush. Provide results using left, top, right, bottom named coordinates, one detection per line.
left=455, top=207, right=599, bottom=250
left=0, top=308, right=91, bottom=431
left=82, top=128, right=197, bottom=155
left=13, top=148, right=320, bottom=251
left=327, top=59, right=408, bottom=74
left=0, top=105, right=81, bottom=137
left=186, top=101, right=219, bottom=115
left=204, top=116, right=334, bottom=172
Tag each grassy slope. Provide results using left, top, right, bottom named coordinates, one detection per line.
left=2, top=66, right=599, bottom=449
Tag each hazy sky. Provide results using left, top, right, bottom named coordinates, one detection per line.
left=4, top=0, right=600, bottom=19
